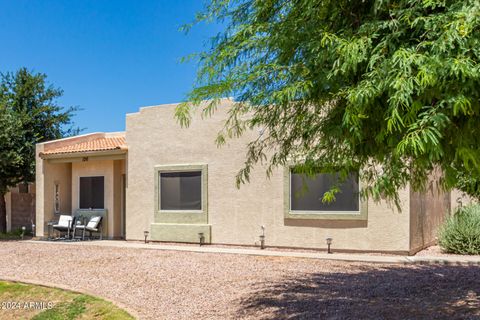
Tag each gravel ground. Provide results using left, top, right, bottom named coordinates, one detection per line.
left=137, top=241, right=395, bottom=256
left=0, top=241, right=478, bottom=320
left=415, top=245, right=480, bottom=257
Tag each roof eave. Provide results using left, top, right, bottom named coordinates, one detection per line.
left=39, top=148, right=127, bottom=160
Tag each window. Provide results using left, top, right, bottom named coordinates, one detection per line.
left=160, top=171, right=202, bottom=210
left=290, top=172, right=359, bottom=212
left=154, top=164, right=208, bottom=224
left=79, top=176, right=104, bottom=209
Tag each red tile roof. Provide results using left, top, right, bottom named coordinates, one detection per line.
left=42, top=136, right=127, bottom=155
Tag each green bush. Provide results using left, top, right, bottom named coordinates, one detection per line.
left=439, top=204, right=480, bottom=255
left=0, top=228, right=26, bottom=240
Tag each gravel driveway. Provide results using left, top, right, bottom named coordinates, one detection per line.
left=0, top=241, right=478, bottom=320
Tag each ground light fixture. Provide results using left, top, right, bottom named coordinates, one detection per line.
left=259, top=225, right=266, bottom=250
left=144, top=230, right=149, bottom=244
left=198, top=232, right=205, bottom=246
left=21, top=226, right=26, bottom=240
left=326, top=237, right=333, bottom=254
left=31, top=224, right=36, bottom=237
left=456, top=197, right=463, bottom=209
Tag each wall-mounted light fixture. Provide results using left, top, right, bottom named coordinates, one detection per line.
left=54, top=183, right=60, bottom=214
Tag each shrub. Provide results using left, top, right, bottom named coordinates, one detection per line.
left=439, top=204, right=480, bottom=255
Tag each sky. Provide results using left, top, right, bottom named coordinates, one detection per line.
left=0, top=0, right=222, bottom=133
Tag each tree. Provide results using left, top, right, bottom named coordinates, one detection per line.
left=177, top=0, right=480, bottom=207
left=0, top=107, right=23, bottom=232
left=0, top=68, right=78, bottom=232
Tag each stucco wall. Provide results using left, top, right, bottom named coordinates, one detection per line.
left=72, top=160, right=120, bottom=238
left=113, top=159, right=125, bottom=238
left=35, top=144, right=72, bottom=237
left=450, top=189, right=474, bottom=213
left=126, top=100, right=412, bottom=252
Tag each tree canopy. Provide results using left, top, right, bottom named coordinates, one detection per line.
left=0, top=106, right=23, bottom=196
left=0, top=68, right=78, bottom=231
left=177, top=0, right=480, bottom=206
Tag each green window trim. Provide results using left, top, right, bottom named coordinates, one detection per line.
left=283, top=167, right=368, bottom=221
left=154, top=164, right=208, bottom=224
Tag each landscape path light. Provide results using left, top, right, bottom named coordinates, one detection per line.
left=259, top=225, right=266, bottom=250
left=326, top=237, right=333, bottom=254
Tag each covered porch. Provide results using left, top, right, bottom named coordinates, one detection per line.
left=35, top=132, right=127, bottom=239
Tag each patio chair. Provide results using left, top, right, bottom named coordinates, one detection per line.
left=52, top=215, right=75, bottom=239
left=73, top=216, right=103, bottom=240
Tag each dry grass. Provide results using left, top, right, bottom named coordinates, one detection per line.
left=0, top=280, right=133, bottom=320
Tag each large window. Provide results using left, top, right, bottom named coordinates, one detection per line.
left=160, top=171, right=202, bottom=210
left=290, top=172, right=359, bottom=212
left=79, top=176, right=104, bottom=209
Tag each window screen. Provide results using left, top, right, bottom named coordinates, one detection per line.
left=290, top=172, right=359, bottom=211
left=79, top=176, right=104, bottom=209
left=160, top=171, right=202, bottom=210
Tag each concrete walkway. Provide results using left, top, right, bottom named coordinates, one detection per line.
left=26, top=240, right=480, bottom=265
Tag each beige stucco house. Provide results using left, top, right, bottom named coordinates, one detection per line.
left=36, top=99, right=455, bottom=254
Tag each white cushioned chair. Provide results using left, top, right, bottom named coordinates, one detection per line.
left=73, top=216, right=103, bottom=240
left=52, top=215, right=74, bottom=239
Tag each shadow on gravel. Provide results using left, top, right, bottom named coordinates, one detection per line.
left=237, top=265, right=480, bottom=320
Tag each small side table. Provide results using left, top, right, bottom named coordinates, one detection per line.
left=46, top=221, right=56, bottom=240
left=72, top=217, right=86, bottom=241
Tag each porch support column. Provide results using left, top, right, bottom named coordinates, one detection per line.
left=35, top=143, right=45, bottom=237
